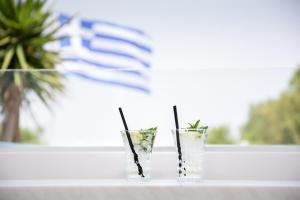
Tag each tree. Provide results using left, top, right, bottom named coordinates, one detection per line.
left=0, top=0, right=69, bottom=142
left=0, top=125, right=44, bottom=144
left=206, top=125, right=236, bottom=144
left=241, top=67, right=300, bottom=144
left=20, top=127, right=43, bottom=144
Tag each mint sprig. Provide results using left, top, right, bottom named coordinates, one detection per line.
left=187, top=120, right=208, bottom=129
left=187, top=120, right=208, bottom=139
left=145, top=127, right=158, bottom=132
left=136, top=127, right=157, bottom=152
left=188, top=120, right=201, bottom=129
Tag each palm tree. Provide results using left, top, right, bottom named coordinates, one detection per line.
left=0, top=0, right=69, bottom=142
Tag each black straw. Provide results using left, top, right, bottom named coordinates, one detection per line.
left=118, top=107, right=144, bottom=177
left=173, top=105, right=183, bottom=175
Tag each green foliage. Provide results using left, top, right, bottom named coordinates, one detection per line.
left=19, top=127, right=43, bottom=144
left=0, top=126, right=43, bottom=144
left=0, top=0, right=70, bottom=108
left=0, top=0, right=70, bottom=142
left=241, top=67, right=300, bottom=144
left=206, top=125, right=236, bottom=144
left=290, top=67, right=300, bottom=91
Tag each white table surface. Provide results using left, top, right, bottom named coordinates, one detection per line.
left=1, top=146, right=300, bottom=200
left=1, top=180, right=300, bottom=200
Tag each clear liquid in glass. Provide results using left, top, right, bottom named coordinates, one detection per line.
left=121, top=130, right=156, bottom=181
left=172, top=128, right=207, bottom=181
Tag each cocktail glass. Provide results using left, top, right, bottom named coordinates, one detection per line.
left=172, top=127, right=208, bottom=181
left=121, top=129, right=157, bottom=181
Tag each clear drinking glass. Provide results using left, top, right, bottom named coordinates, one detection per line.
left=171, top=128, right=208, bottom=181
left=121, top=129, right=157, bottom=181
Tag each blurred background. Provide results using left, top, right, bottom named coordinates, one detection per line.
left=0, top=0, right=299, bottom=146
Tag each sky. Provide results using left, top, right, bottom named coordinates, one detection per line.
left=51, top=0, right=300, bottom=69
left=19, top=0, right=300, bottom=146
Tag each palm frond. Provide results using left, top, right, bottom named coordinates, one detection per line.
left=0, top=0, right=70, bottom=109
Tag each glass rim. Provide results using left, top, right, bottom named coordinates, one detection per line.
left=120, top=129, right=157, bottom=134
left=171, top=127, right=208, bottom=131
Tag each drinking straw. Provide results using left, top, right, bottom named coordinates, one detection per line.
left=118, top=107, right=144, bottom=177
left=173, top=105, right=183, bottom=175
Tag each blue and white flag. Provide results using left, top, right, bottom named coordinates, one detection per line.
left=56, top=14, right=153, bottom=93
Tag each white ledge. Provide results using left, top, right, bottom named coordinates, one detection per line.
left=0, top=180, right=300, bottom=200
left=1, top=145, right=300, bottom=200
left=1, top=145, right=299, bottom=181
left=1, top=179, right=300, bottom=187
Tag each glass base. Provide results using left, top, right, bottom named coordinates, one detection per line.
left=177, top=176, right=204, bottom=182
left=127, top=175, right=151, bottom=182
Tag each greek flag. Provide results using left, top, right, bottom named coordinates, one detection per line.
left=57, top=14, right=152, bottom=93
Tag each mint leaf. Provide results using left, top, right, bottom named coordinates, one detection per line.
left=187, top=120, right=201, bottom=129
left=194, top=120, right=200, bottom=128
left=145, top=127, right=157, bottom=132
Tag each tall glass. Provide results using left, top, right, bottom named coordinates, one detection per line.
left=172, top=128, right=208, bottom=181
left=121, top=129, right=157, bottom=181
